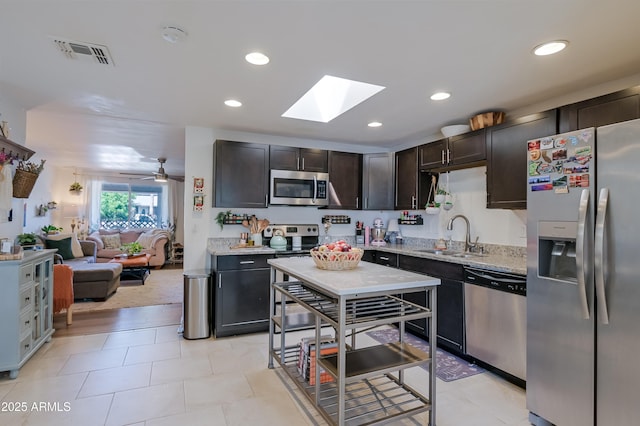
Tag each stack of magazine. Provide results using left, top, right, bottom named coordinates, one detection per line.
left=297, top=335, right=338, bottom=385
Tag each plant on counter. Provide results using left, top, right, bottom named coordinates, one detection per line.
left=16, top=233, right=39, bottom=246
left=41, top=224, right=63, bottom=235
left=121, top=242, right=144, bottom=256
left=215, top=210, right=232, bottom=230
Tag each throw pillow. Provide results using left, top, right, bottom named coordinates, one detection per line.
left=101, top=234, right=122, bottom=250
left=87, top=231, right=104, bottom=250
left=136, top=230, right=156, bottom=249
left=45, top=237, right=75, bottom=260
left=46, top=233, right=84, bottom=258
left=120, top=230, right=143, bottom=244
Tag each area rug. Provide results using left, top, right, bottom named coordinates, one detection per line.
left=366, top=328, right=485, bottom=382
left=71, top=267, right=184, bottom=313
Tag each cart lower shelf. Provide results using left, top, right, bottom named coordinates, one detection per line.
left=271, top=345, right=432, bottom=426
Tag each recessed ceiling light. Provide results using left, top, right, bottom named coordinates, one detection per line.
left=282, top=75, right=385, bottom=123
left=368, top=121, right=382, bottom=128
left=245, top=52, right=270, bottom=65
left=430, top=92, right=451, bottom=101
left=533, top=40, right=568, bottom=56
left=161, top=26, right=187, bottom=43
left=224, top=99, right=242, bottom=107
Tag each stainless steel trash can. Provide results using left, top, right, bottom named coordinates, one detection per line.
left=183, top=270, right=211, bottom=339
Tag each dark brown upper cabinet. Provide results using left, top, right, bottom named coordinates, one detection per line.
left=213, top=140, right=269, bottom=208
left=559, top=86, right=640, bottom=133
left=327, top=151, right=362, bottom=209
left=395, top=147, right=431, bottom=210
left=269, top=146, right=328, bottom=172
left=419, top=129, right=486, bottom=172
left=362, top=152, right=394, bottom=210
left=485, top=110, right=557, bottom=209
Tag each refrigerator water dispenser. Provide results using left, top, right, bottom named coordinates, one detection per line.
left=537, top=221, right=578, bottom=282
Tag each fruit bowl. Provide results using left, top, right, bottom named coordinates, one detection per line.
left=310, top=247, right=363, bottom=270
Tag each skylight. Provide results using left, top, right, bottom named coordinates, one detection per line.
left=282, top=75, right=385, bottom=123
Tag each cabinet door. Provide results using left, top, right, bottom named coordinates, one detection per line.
left=269, top=146, right=299, bottom=170
left=362, top=153, right=394, bottom=210
left=395, top=147, right=418, bottom=210
left=419, top=139, right=446, bottom=170
left=437, top=279, right=464, bottom=353
left=327, top=151, right=362, bottom=209
left=486, top=110, right=557, bottom=209
left=559, top=86, right=640, bottom=133
left=300, top=148, right=328, bottom=172
left=449, top=129, right=486, bottom=167
left=215, top=268, right=270, bottom=337
left=213, top=140, right=269, bottom=208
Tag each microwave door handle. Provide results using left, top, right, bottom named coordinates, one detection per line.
left=576, top=188, right=591, bottom=320
left=595, top=188, right=610, bottom=325
left=312, top=176, right=318, bottom=203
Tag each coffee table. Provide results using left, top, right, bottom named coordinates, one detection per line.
left=109, top=253, right=152, bottom=284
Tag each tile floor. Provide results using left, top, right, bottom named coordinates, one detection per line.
left=0, top=326, right=530, bottom=425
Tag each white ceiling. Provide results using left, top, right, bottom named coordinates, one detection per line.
left=2, top=0, right=640, bottom=178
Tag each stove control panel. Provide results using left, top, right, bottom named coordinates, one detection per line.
left=263, top=224, right=319, bottom=238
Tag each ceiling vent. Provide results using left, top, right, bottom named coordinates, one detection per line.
left=50, top=37, right=115, bottom=66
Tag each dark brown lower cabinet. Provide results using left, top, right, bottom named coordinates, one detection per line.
left=212, top=254, right=273, bottom=337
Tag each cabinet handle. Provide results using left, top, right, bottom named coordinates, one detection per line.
left=447, top=149, right=451, bottom=164
left=297, top=156, right=300, bottom=170
left=365, top=197, right=368, bottom=209
left=265, top=194, right=268, bottom=207
left=356, top=196, right=359, bottom=209
left=379, top=256, right=389, bottom=261
left=411, top=195, right=416, bottom=209
left=441, top=150, right=445, bottom=165
left=25, top=296, right=30, bottom=302
left=25, top=320, right=30, bottom=326
left=301, top=157, right=305, bottom=170
left=239, top=260, right=255, bottom=264
left=218, top=273, right=222, bottom=289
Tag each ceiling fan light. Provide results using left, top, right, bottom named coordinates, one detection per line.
left=154, top=175, right=168, bottom=182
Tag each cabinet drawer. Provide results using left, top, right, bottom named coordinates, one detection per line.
left=20, top=264, right=34, bottom=284
left=19, top=309, right=33, bottom=337
left=215, top=254, right=274, bottom=271
left=20, top=335, right=32, bottom=360
left=19, top=286, right=33, bottom=312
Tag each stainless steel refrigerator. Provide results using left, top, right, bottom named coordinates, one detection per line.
left=526, top=118, right=640, bottom=426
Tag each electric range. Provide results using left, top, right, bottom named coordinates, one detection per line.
left=262, top=224, right=319, bottom=257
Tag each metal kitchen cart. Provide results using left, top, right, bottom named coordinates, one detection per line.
left=267, top=257, right=439, bottom=426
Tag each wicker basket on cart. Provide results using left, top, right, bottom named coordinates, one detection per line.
left=12, top=168, right=39, bottom=198
left=310, top=248, right=363, bottom=270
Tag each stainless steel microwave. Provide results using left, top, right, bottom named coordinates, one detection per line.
left=269, top=169, right=329, bottom=206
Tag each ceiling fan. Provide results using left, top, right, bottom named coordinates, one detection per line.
left=120, top=157, right=184, bottom=182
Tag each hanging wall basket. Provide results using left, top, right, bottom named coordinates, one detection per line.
left=12, top=169, right=39, bottom=198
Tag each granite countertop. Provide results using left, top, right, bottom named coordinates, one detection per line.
left=268, top=256, right=440, bottom=297
left=208, top=239, right=526, bottom=276
left=369, top=244, right=526, bottom=276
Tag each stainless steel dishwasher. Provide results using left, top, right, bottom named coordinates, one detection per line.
left=464, top=267, right=527, bottom=381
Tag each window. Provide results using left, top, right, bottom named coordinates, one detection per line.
left=100, top=183, right=164, bottom=229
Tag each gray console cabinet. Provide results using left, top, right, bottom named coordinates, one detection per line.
left=0, top=250, right=55, bottom=379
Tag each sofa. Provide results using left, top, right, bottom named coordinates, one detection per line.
left=47, top=238, right=122, bottom=300
left=87, top=229, right=170, bottom=268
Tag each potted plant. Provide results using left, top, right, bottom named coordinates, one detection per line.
left=121, top=242, right=144, bottom=256
left=69, top=182, right=83, bottom=194
left=16, top=233, right=39, bottom=247
left=215, top=210, right=232, bottom=230
left=41, top=224, right=63, bottom=235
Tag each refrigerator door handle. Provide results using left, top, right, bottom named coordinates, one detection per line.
left=576, top=188, right=591, bottom=320
left=595, top=187, right=610, bottom=325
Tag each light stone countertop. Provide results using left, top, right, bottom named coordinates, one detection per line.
left=208, top=238, right=526, bottom=276
left=268, top=256, right=440, bottom=297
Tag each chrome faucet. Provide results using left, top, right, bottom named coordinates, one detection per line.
left=446, top=214, right=478, bottom=253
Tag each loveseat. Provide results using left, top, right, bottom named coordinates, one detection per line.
left=46, top=237, right=122, bottom=300
left=87, top=229, right=169, bottom=268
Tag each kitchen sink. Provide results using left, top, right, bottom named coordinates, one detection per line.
left=415, top=249, right=460, bottom=256
left=415, top=249, right=487, bottom=258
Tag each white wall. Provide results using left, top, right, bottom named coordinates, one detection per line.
left=0, top=93, right=54, bottom=241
